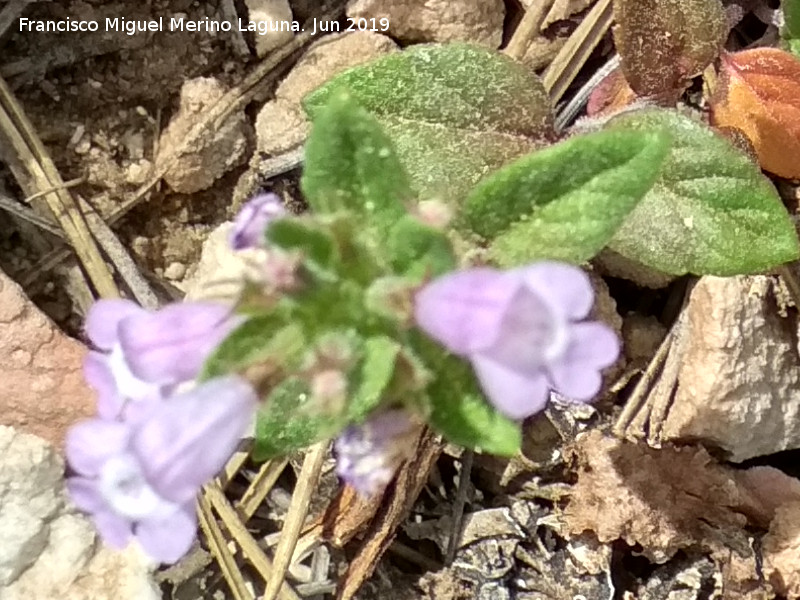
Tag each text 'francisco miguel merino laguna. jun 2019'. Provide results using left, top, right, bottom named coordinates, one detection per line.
left=18, top=16, right=391, bottom=35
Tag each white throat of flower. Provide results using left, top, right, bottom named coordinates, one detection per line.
left=107, top=344, right=162, bottom=401
left=98, top=454, right=181, bottom=522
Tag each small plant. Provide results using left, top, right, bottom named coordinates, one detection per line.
left=68, top=2, right=800, bottom=562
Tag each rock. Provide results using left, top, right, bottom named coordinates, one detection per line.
left=0, top=268, right=94, bottom=448
left=763, top=500, right=800, bottom=598
left=622, top=314, right=666, bottom=363
left=593, top=248, right=675, bottom=289
left=159, top=77, right=250, bottom=194
left=255, top=98, right=308, bottom=155
left=662, top=276, right=800, bottom=462
left=164, top=262, right=187, bottom=281
left=182, top=222, right=265, bottom=302
left=0, top=426, right=159, bottom=599
left=255, top=31, right=398, bottom=155
left=244, top=0, right=294, bottom=57
left=346, top=0, right=505, bottom=47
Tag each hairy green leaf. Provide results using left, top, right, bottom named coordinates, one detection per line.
left=253, top=378, right=329, bottom=461
left=460, top=128, right=671, bottom=266
left=301, top=90, right=412, bottom=229
left=607, top=109, right=800, bottom=275
left=304, top=43, right=553, bottom=203
left=200, top=313, right=302, bottom=380
left=386, top=215, right=457, bottom=278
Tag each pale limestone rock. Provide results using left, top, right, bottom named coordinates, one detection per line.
left=244, top=0, right=294, bottom=57
left=255, top=98, right=308, bottom=156
left=158, top=77, right=250, bottom=193
left=182, top=222, right=265, bottom=302
left=255, top=31, right=397, bottom=156
left=0, top=427, right=159, bottom=599
left=346, top=0, right=505, bottom=47
left=662, top=276, right=800, bottom=462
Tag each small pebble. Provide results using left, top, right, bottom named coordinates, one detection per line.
left=164, top=262, right=187, bottom=281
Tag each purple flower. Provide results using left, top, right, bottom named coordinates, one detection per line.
left=229, top=193, right=287, bottom=250
left=66, top=376, right=257, bottom=564
left=413, top=262, right=619, bottom=420
left=334, top=410, right=420, bottom=496
left=84, top=299, right=239, bottom=420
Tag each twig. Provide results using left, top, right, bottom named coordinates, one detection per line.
left=504, top=0, right=556, bottom=60
left=238, top=457, right=290, bottom=520
left=0, top=191, right=63, bottom=237
left=542, top=0, right=614, bottom=103
left=0, top=75, right=118, bottom=298
left=613, top=324, right=675, bottom=438
left=263, top=442, right=328, bottom=600
left=257, top=146, right=306, bottom=181
left=204, top=483, right=302, bottom=600
left=22, top=177, right=85, bottom=204
left=445, top=449, right=473, bottom=565
left=0, top=0, right=37, bottom=40
left=197, top=494, right=253, bottom=600
left=77, top=196, right=159, bottom=309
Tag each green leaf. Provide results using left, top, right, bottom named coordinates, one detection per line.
left=606, top=109, right=800, bottom=275
left=386, top=215, right=457, bottom=277
left=784, top=0, right=800, bottom=41
left=200, top=313, right=302, bottom=380
left=304, top=43, right=553, bottom=203
left=347, top=336, right=400, bottom=422
left=416, top=338, right=521, bottom=455
left=301, top=90, right=412, bottom=229
left=459, top=128, right=672, bottom=266
left=253, top=378, right=330, bottom=461
left=266, top=217, right=335, bottom=269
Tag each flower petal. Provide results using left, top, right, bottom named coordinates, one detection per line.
left=92, top=510, right=134, bottom=549
left=66, top=476, right=106, bottom=513
left=229, top=193, right=286, bottom=250
left=85, top=299, right=145, bottom=351
left=515, top=262, right=594, bottom=320
left=546, top=322, right=620, bottom=401
left=471, top=355, right=551, bottom=419
left=135, top=503, right=197, bottom=564
left=84, top=352, right=124, bottom=420
left=118, top=302, right=237, bottom=384
left=65, top=419, right=131, bottom=477
left=132, top=376, right=257, bottom=504
left=414, top=268, right=519, bottom=354
left=481, top=286, right=565, bottom=373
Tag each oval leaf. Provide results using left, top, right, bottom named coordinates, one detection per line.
left=607, top=109, right=800, bottom=276
left=614, top=0, right=726, bottom=97
left=301, top=90, right=412, bottom=228
left=459, top=128, right=671, bottom=266
left=710, top=48, right=800, bottom=179
left=304, top=43, right=554, bottom=203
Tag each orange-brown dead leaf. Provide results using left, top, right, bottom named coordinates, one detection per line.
left=711, top=48, right=800, bottom=179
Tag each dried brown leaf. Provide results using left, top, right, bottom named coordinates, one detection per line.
left=613, top=0, right=726, bottom=98
left=336, top=427, right=443, bottom=600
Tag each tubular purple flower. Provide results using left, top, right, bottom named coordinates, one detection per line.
left=334, top=410, right=420, bottom=496
left=229, top=193, right=287, bottom=250
left=83, top=299, right=240, bottom=419
left=413, top=262, right=619, bottom=420
left=65, top=375, right=258, bottom=564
